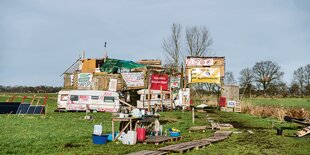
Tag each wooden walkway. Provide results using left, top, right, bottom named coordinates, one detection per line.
left=126, top=130, right=233, bottom=154
left=126, top=150, right=168, bottom=155
left=143, top=136, right=182, bottom=145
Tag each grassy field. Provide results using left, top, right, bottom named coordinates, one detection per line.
left=0, top=94, right=310, bottom=154
left=242, top=97, right=310, bottom=111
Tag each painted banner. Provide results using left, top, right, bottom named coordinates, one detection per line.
left=189, top=67, right=221, bottom=84
left=121, top=72, right=144, bottom=87
left=186, top=57, right=214, bottom=67
left=78, top=73, right=93, bottom=89
left=170, top=75, right=181, bottom=88
left=109, top=79, right=118, bottom=92
left=150, top=74, right=169, bottom=90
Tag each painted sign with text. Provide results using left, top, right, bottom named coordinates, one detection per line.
left=121, top=72, right=144, bottom=88
left=186, top=57, right=214, bottom=67
left=189, top=67, right=221, bottom=84
left=78, top=73, right=93, bottom=89
left=150, top=74, right=169, bottom=90
left=170, top=75, right=181, bottom=88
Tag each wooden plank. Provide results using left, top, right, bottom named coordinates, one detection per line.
left=188, top=126, right=208, bottom=132
left=126, top=150, right=167, bottom=155
left=143, top=136, right=182, bottom=145
left=158, top=141, right=207, bottom=153
left=214, top=131, right=233, bottom=137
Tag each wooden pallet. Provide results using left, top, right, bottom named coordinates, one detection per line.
left=158, top=141, right=211, bottom=153
left=143, top=136, right=182, bottom=145
left=126, top=150, right=168, bottom=155
left=296, top=126, right=310, bottom=137
left=188, top=126, right=209, bottom=132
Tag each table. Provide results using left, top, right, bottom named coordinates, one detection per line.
left=111, top=115, right=160, bottom=141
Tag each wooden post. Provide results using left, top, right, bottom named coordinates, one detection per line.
left=31, top=94, right=36, bottom=105
left=160, top=86, right=163, bottom=112
left=192, top=107, right=194, bottom=123
left=148, top=85, right=151, bottom=112
left=112, top=120, right=115, bottom=141
left=170, top=88, right=173, bottom=111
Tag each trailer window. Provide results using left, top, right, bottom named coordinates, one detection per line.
left=60, top=94, right=68, bottom=101
left=91, top=96, right=99, bottom=100
left=104, top=96, right=115, bottom=102
left=70, top=95, right=79, bottom=101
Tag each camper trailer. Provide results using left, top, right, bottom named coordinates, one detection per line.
left=57, top=90, right=120, bottom=112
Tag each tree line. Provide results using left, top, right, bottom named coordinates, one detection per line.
left=0, top=85, right=62, bottom=93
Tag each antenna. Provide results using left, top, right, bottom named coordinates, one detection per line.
left=104, top=42, right=108, bottom=60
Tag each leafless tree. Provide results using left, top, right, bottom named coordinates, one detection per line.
left=186, top=26, right=213, bottom=56
left=162, top=23, right=182, bottom=70
left=224, top=71, right=237, bottom=85
left=252, top=61, right=284, bottom=94
left=293, top=67, right=306, bottom=97
left=304, top=64, right=310, bottom=95
left=239, top=68, right=254, bottom=88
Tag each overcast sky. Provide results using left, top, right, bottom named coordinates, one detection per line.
left=1, top=0, right=309, bottom=86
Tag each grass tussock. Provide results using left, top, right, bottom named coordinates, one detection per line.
left=242, top=104, right=309, bottom=121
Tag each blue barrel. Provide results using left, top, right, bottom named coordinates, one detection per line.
left=92, top=134, right=108, bottom=144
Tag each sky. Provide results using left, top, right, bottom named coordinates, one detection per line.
left=1, top=0, right=309, bottom=86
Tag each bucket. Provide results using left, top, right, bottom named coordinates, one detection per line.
left=136, top=128, right=146, bottom=142
left=126, top=131, right=137, bottom=145
left=92, top=134, right=108, bottom=144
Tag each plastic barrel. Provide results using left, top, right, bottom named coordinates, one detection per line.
left=136, top=128, right=146, bottom=142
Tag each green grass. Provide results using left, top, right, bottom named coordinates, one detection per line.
left=243, top=97, right=310, bottom=111
left=0, top=94, right=310, bottom=154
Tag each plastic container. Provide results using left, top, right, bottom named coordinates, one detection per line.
left=169, top=132, right=180, bottom=137
left=126, top=131, right=137, bottom=145
left=92, top=134, right=108, bottom=144
left=93, top=124, right=102, bottom=135
left=136, top=128, right=146, bottom=142
left=107, top=132, right=119, bottom=141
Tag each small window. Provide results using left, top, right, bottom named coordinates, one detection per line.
left=104, top=96, right=115, bottom=103
left=70, top=95, right=79, bottom=101
left=157, top=94, right=161, bottom=99
left=91, top=96, right=99, bottom=100
left=61, top=94, right=68, bottom=101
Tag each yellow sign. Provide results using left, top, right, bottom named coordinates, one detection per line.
left=189, top=68, right=221, bottom=84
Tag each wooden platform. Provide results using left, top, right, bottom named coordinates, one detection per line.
left=126, top=150, right=168, bottom=155
left=211, top=123, right=234, bottom=130
left=143, top=136, right=182, bottom=145
left=158, top=141, right=211, bottom=153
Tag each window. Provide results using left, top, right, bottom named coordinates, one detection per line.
left=60, top=94, right=68, bottom=101
left=91, top=96, right=99, bottom=100
left=104, top=96, right=115, bottom=103
left=70, top=95, right=79, bottom=101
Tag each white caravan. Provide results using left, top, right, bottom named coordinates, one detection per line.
left=57, top=90, right=120, bottom=112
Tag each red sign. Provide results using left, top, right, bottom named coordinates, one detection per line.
left=150, top=74, right=169, bottom=90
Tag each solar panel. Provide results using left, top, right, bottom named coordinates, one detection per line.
left=0, top=102, right=21, bottom=114
left=16, top=103, right=30, bottom=114
left=27, top=106, right=36, bottom=114
left=34, top=105, right=45, bottom=114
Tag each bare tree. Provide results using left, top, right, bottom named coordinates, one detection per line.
left=186, top=26, right=213, bottom=56
left=239, top=68, right=253, bottom=88
left=304, top=64, right=310, bottom=95
left=293, top=67, right=306, bottom=97
left=162, top=23, right=182, bottom=70
left=252, top=61, right=284, bottom=94
left=224, top=71, right=237, bottom=85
